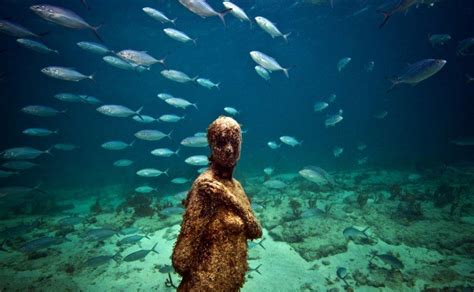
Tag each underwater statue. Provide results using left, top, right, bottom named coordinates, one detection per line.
left=172, top=116, right=262, bottom=292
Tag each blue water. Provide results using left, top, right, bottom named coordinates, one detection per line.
left=0, top=0, right=474, bottom=290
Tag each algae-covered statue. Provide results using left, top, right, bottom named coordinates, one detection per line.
left=172, top=116, right=262, bottom=292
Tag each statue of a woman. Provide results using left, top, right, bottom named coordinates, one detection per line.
left=172, top=116, right=262, bottom=291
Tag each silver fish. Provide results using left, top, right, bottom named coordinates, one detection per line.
left=143, top=7, right=177, bottom=25
left=41, top=66, right=93, bottom=82
left=151, top=148, right=180, bottom=157
left=103, top=56, right=149, bottom=72
left=378, top=0, right=418, bottom=28
left=116, top=50, right=165, bottom=67
left=337, top=57, right=351, bottom=72
left=255, top=16, right=291, bottom=42
left=54, top=143, right=78, bottom=151
left=134, top=130, right=172, bottom=141
left=2, top=147, right=52, bottom=160
left=280, top=136, right=302, bottom=147
left=178, top=0, right=231, bottom=26
left=113, top=159, right=134, bottom=167
left=161, top=69, right=197, bottom=83
left=96, top=105, right=143, bottom=119
left=30, top=4, right=103, bottom=41
left=163, top=28, right=196, bottom=45
left=388, top=59, right=446, bottom=91
left=0, top=20, right=41, bottom=38
left=2, top=161, right=38, bottom=170
left=164, top=97, right=198, bottom=110
left=223, top=2, right=252, bottom=27
left=255, top=65, right=271, bottom=81
left=17, top=39, right=58, bottom=54
left=101, top=140, right=134, bottom=150
left=197, top=78, right=220, bottom=89
left=54, top=93, right=86, bottom=103
left=181, top=136, right=208, bottom=148
left=184, top=155, right=209, bottom=166
left=250, top=51, right=289, bottom=78
left=159, top=114, right=185, bottom=123
left=21, top=105, right=67, bottom=117
left=77, top=41, right=111, bottom=55
left=136, top=168, right=169, bottom=177
left=22, top=128, right=58, bottom=137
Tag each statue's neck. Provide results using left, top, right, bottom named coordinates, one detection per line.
left=211, top=162, right=234, bottom=180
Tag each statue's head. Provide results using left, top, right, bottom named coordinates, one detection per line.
left=207, top=116, right=242, bottom=168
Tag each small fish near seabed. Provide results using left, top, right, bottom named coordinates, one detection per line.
left=387, top=59, right=447, bottom=92
left=123, top=243, right=159, bottom=262
left=299, top=166, right=335, bottom=186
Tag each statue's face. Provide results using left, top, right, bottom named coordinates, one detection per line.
left=208, top=117, right=242, bottom=168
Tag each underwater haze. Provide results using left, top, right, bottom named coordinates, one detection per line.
left=0, top=0, right=474, bottom=290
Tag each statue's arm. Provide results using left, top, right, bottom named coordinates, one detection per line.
left=199, top=178, right=262, bottom=239
left=172, top=192, right=207, bottom=275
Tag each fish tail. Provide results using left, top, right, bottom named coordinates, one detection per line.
left=378, top=10, right=391, bottom=28
left=218, top=8, right=232, bottom=27
left=129, top=140, right=136, bottom=147
left=283, top=68, right=290, bottom=78
left=61, top=109, right=70, bottom=118
left=53, top=49, right=60, bottom=55
left=91, top=24, right=104, bottom=43
left=175, top=148, right=180, bottom=157
left=88, top=72, right=96, bottom=81
left=192, top=38, right=198, bottom=46
left=283, top=32, right=292, bottom=43
left=112, top=252, right=121, bottom=262
left=167, top=130, right=173, bottom=140
left=151, top=242, right=159, bottom=254
left=54, top=129, right=59, bottom=135
left=216, top=82, right=221, bottom=90
left=252, top=264, right=262, bottom=275
left=181, top=114, right=186, bottom=120
left=386, top=76, right=400, bottom=93
left=45, top=146, right=54, bottom=156
left=158, top=56, right=167, bottom=68
left=258, top=238, right=266, bottom=249
left=81, top=0, right=91, bottom=10
left=135, top=106, right=144, bottom=120
left=163, top=169, right=169, bottom=177
left=299, top=140, right=303, bottom=146
left=362, top=226, right=370, bottom=237
left=192, top=103, right=199, bottom=110
left=171, top=18, right=177, bottom=26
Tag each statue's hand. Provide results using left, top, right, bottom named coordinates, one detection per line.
left=245, top=215, right=262, bottom=240
left=199, top=178, right=226, bottom=197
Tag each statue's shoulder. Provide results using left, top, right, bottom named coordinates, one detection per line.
left=192, top=171, right=213, bottom=187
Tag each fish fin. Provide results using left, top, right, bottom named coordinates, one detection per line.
left=283, top=32, right=291, bottom=43
left=283, top=68, right=290, bottom=78
left=112, top=252, right=121, bottom=262
left=362, top=226, right=370, bottom=237
left=129, top=140, right=136, bottom=147
left=258, top=238, right=266, bottom=249
left=81, top=0, right=91, bottom=10
left=151, top=242, right=159, bottom=254
left=167, top=130, right=173, bottom=140
left=218, top=8, right=233, bottom=27
left=192, top=38, right=198, bottom=46
left=175, top=148, right=180, bottom=157
left=215, top=82, right=221, bottom=90
left=163, top=169, right=169, bottom=177
left=171, top=18, right=177, bottom=26
left=158, top=56, right=167, bottom=68
left=252, top=264, right=262, bottom=275
left=299, top=140, right=303, bottom=146
left=377, top=10, right=391, bottom=28
left=61, top=109, right=70, bottom=118
left=44, top=146, right=54, bottom=156
left=135, top=106, right=144, bottom=120
left=88, top=72, right=96, bottom=82
left=386, top=76, right=400, bottom=93
left=91, top=24, right=104, bottom=43
left=54, top=129, right=59, bottom=135
left=192, top=103, right=199, bottom=110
